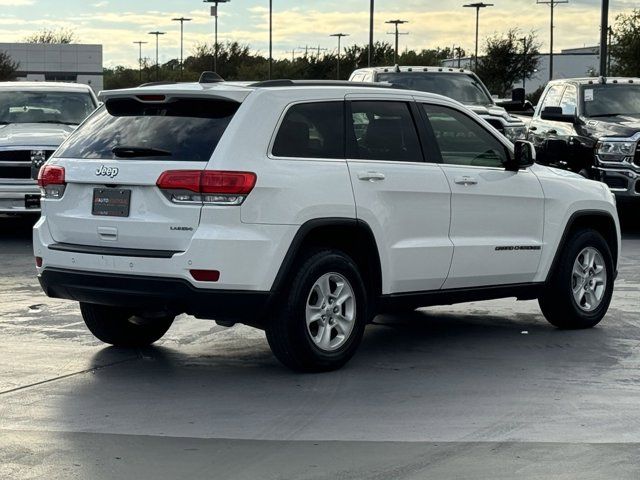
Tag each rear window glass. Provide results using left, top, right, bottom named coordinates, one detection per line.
left=272, top=102, right=344, bottom=159
left=54, top=97, right=239, bottom=161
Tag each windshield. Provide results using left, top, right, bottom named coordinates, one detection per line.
left=54, top=97, right=240, bottom=162
left=377, top=72, right=493, bottom=106
left=0, top=90, right=96, bottom=125
left=582, top=85, right=640, bottom=117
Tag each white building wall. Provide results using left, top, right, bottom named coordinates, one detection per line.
left=0, top=43, right=103, bottom=92
left=442, top=47, right=602, bottom=95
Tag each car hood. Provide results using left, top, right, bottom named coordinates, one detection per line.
left=584, top=115, right=640, bottom=139
left=468, top=104, right=510, bottom=119
left=0, top=123, right=76, bottom=148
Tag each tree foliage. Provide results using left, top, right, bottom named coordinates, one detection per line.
left=476, top=29, right=541, bottom=97
left=611, top=9, right=640, bottom=76
left=0, top=51, right=19, bottom=81
left=24, top=28, right=78, bottom=44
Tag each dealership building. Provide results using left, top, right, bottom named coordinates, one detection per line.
left=0, top=43, right=103, bottom=92
left=443, top=46, right=602, bottom=95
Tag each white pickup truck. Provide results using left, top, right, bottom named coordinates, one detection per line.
left=0, top=82, right=98, bottom=214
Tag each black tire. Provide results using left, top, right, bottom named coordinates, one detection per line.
left=80, top=303, right=175, bottom=347
left=266, top=249, right=370, bottom=372
left=539, top=229, right=614, bottom=329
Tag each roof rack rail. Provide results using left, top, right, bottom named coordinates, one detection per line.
left=199, top=71, right=225, bottom=83
left=247, top=79, right=400, bottom=89
left=139, top=81, right=178, bottom=88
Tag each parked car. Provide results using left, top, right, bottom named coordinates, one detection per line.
left=0, top=82, right=98, bottom=214
left=527, top=77, right=640, bottom=201
left=35, top=77, right=620, bottom=372
left=349, top=66, right=528, bottom=142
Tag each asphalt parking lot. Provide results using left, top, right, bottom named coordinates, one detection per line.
left=1, top=213, right=639, bottom=479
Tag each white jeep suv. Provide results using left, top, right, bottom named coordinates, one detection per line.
left=34, top=77, right=620, bottom=371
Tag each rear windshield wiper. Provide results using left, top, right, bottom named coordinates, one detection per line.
left=112, top=146, right=172, bottom=158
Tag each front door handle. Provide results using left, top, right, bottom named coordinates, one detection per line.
left=358, top=171, right=386, bottom=182
left=529, top=126, right=537, bottom=131
left=454, top=176, right=478, bottom=186
left=546, top=129, right=558, bottom=135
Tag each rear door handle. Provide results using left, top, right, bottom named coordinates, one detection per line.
left=358, top=171, right=386, bottom=182
left=546, top=129, right=557, bottom=135
left=529, top=126, right=537, bottom=131
left=454, top=176, right=478, bottom=186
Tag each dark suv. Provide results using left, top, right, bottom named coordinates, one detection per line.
left=527, top=77, right=640, bottom=201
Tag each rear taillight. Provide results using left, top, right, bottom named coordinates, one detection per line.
left=157, top=170, right=256, bottom=205
left=37, top=165, right=66, bottom=199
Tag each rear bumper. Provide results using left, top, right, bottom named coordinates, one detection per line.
left=38, top=267, right=272, bottom=326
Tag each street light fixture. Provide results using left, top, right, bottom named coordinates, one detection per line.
left=172, top=17, right=193, bottom=79
left=463, top=2, right=493, bottom=71
left=203, top=0, right=230, bottom=73
left=133, top=41, right=148, bottom=82
left=537, top=0, right=569, bottom=81
left=385, top=20, right=409, bottom=65
left=330, top=33, right=349, bottom=79
left=148, top=31, right=166, bottom=81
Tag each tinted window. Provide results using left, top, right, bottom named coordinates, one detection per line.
left=559, top=84, right=577, bottom=115
left=423, top=104, right=508, bottom=168
left=377, top=72, right=493, bottom=106
left=539, top=85, right=565, bottom=111
left=0, top=91, right=95, bottom=126
left=350, top=101, right=422, bottom=162
left=582, top=85, right=640, bottom=117
left=272, top=102, right=344, bottom=159
left=54, top=98, right=239, bottom=162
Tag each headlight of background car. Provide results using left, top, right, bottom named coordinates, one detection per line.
left=503, top=126, right=528, bottom=142
left=596, top=140, right=637, bottom=162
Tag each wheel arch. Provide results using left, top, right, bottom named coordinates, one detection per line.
left=270, top=218, right=383, bottom=302
left=546, top=210, right=619, bottom=283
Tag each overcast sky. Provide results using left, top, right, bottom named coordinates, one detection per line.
left=0, top=0, right=636, bottom=67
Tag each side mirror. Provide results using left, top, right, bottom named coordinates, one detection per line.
left=541, top=106, right=575, bottom=123
left=507, top=140, right=536, bottom=171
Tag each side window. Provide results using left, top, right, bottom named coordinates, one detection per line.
left=351, top=73, right=364, bottom=82
left=422, top=104, right=509, bottom=168
left=272, top=102, right=344, bottom=159
left=540, top=85, right=565, bottom=110
left=349, top=101, right=423, bottom=162
left=559, top=84, right=577, bottom=115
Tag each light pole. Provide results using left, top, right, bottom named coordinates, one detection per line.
left=268, top=0, right=273, bottom=79
left=330, top=33, right=349, bottom=79
left=519, top=37, right=527, bottom=90
left=537, top=0, right=569, bottom=81
left=172, top=17, right=192, bottom=79
left=463, top=3, right=493, bottom=71
left=599, top=0, right=609, bottom=76
left=133, top=41, right=148, bottom=82
left=148, top=31, right=166, bottom=80
left=385, top=20, right=409, bottom=65
left=368, top=0, right=374, bottom=67
left=203, top=0, right=230, bottom=73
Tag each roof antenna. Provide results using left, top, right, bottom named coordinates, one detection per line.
left=199, top=71, right=225, bottom=83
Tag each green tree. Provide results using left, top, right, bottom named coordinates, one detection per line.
left=24, top=28, right=78, bottom=44
left=0, top=51, right=19, bottom=81
left=476, top=29, right=541, bottom=97
left=611, top=9, right=640, bottom=76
